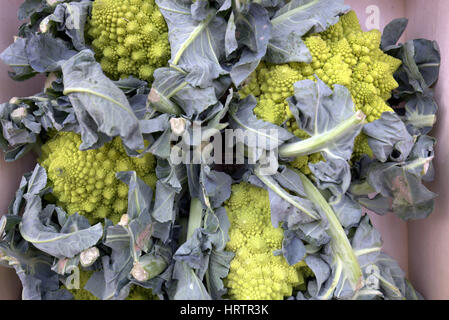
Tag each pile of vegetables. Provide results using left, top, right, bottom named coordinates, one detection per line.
left=0, top=0, right=441, bottom=300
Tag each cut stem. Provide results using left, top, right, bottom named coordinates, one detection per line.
left=147, top=88, right=183, bottom=116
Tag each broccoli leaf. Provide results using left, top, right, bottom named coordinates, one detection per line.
left=365, top=162, right=437, bottom=220
left=331, top=194, right=363, bottom=229
left=0, top=92, right=79, bottom=161
left=304, top=254, right=331, bottom=297
left=99, top=172, right=176, bottom=298
left=392, top=40, right=441, bottom=97
left=228, top=2, right=272, bottom=87
left=171, top=260, right=211, bottom=300
left=173, top=203, right=233, bottom=299
left=282, top=78, right=365, bottom=200
left=406, top=135, right=436, bottom=181
left=152, top=180, right=177, bottom=224
left=251, top=167, right=328, bottom=252
left=251, top=169, right=320, bottom=225
left=18, top=0, right=46, bottom=20
left=282, top=229, right=306, bottom=265
left=84, top=256, right=132, bottom=300
left=363, top=112, right=414, bottom=163
left=156, top=0, right=228, bottom=87
left=266, top=0, right=349, bottom=63
left=351, top=215, right=383, bottom=267
left=149, top=67, right=218, bottom=116
left=61, top=50, right=145, bottom=151
left=26, top=33, right=77, bottom=73
left=200, top=166, right=233, bottom=209
left=0, top=37, right=37, bottom=81
left=403, top=92, right=438, bottom=136
left=0, top=231, right=62, bottom=300
left=228, top=95, right=295, bottom=169
left=116, top=171, right=153, bottom=221
left=16, top=164, right=103, bottom=259
left=356, top=252, right=423, bottom=300
left=43, top=1, right=92, bottom=51
left=282, top=78, right=364, bottom=160
left=380, top=18, right=408, bottom=52
left=20, top=195, right=103, bottom=258
left=383, top=26, right=440, bottom=138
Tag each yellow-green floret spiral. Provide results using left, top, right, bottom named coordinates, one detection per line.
left=87, top=0, right=170, bottom=82
left=39, top=132, right=157, bottom=224
left=223, top=183, right=312, bottom=300
left=239, top=10, right=401, bottom=164
left=68, top=269, right=157, bottom=300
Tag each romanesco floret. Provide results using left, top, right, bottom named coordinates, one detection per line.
left=39, top=132, right=157, bottom=225
left=240, top=10, right=402, bottom=162
left=69, top=269, right=157, bottom=300
left=223, top=182, right=310, bottom=300
left=87, top=0, right=170, bottom=82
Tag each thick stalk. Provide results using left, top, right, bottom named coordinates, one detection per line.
left=279, top=111, right=366, bottom=158
left=299, top=172, right=362, bottom=297
left=187, top=198, right=203, bottom=240
left=254, top=170, right=320, bottom=220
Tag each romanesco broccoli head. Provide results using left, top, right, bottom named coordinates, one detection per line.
left=68, top=269, right=157, bottom=300
left=87, top=0, right=170, bottom=82
left=223, top=182, right=311, bottom=300
left=240, top=10, right=402, bottom=163
left=39, top=132, right=157, bottom=225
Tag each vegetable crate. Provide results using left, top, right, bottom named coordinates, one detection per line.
left=0, top=0, right=447, bottom=300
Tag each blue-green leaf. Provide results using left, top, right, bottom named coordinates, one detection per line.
left=266, top=0, right=349, bottom=63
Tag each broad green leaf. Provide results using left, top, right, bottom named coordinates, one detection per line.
left=26, top=33, right=77, bottom=73
left=404, top=93, right=438, bottom=135
left=282, top=78, right=365, bottom=160
left=19, top=195, right=103, bottom=258
left=266, top=0, right=349, bottom=63
left=0, top=236, right=61, bottom=300
left=366, top=162, right=437, bottom=220
left=0, top=37, right=37, bottom=80
left=172, top=260, right=211, bottom=300
left=44, top=1, right=92, bottom=51
left=61, top=50, right=144, bottom=151
left=156, top=0, right=228, bottom=87
left=149, top=67, right=217, bottom=116
left=200, top=166, right=232, bottom=208
left=283, top=78, right=365, bottom=200
left=380, top=18, right=408, bottom=52
left=229, top=3, right=272, bottom=87
left=363, top=112, right=414, bottom=163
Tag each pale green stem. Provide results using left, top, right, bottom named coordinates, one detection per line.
left=279, top=111, right=366, bottom=158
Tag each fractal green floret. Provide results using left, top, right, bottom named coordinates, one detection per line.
left=223, top=182, right=312, bottom=300
left=39, top=132, right=157, bottom=224
left=86, top=0, right=171, bottom=82
left=240, top=10, right=402, bottom=164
